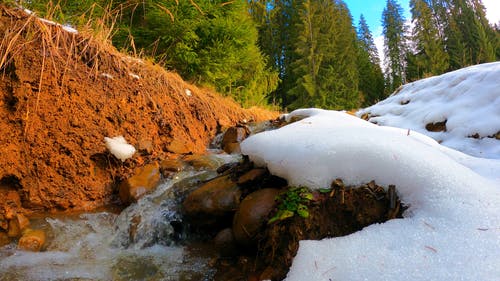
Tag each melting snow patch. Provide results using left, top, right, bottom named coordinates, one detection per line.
left=241, top=108, right=500, bottom=281
left=358, top=62, right=500, bottom=159
left=62, top=24, right=78, bottom=34
left=128, top=73, right=140, bottom=80
left=104, top=136, right=136, bottom=162
left=100, top=73, right=113, bottom=79
left=122, top=56, right=144, bottom=65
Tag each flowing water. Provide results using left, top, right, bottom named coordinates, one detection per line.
left=0, top=153, right=241, bottom=281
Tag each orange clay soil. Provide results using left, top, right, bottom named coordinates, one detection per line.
left=0, top=5, right=276, bottom=214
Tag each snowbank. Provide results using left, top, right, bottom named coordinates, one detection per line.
left=241, top=108, right=500, bottom=281
left=357, top=62, right=500, bottom=159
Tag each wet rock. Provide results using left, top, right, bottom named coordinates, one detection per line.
left=18, top=229, right=46, bottom=251
left=222, top=126, right=248, bottom=154
left=237, top=168, right=267, bottom=186
left=183, top=175, right=241, bottom=223
left=119, top=162, right=161, bottom=204
left=183, top=154, right=221, bottom=170
left=223, top=142, right=241, bottom=154
left=112, top=255, right=162, bottom=280
left=214, top=228, right=238, bottom=257
left=425, top=120, right=447, bottom=132
left=7, top=213, right=30, bottom=238
left=0, top=231, right=9, bottom=247
left=0, top=214, right=7, bottom=231
left=160, top=158, right=185, bottom=177
left=233, top=188, right=280, bottom=247
left=216, top=162, right=240, bottom=174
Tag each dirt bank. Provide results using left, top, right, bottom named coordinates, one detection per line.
left=0, top=5, right=276, bottom=214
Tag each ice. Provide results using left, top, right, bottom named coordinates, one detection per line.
left=358, top=62, right=500, bottom=159
left=241, top=108, right=500, bottom=281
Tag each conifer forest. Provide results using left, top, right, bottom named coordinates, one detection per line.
left=22, top=0, right=500, bottom=110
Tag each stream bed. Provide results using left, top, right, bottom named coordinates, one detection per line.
left=0, top=153, right=241, bottom=281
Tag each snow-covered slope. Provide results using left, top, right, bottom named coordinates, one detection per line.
left=241, top=108, right=500, bottom=281
left=357, top=62, right=500, bottom=159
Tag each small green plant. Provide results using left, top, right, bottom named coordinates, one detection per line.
left=268, top=186, right=313, bottom=224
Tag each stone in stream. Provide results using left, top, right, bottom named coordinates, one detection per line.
left=237, top=168, right=267, bottom=186
left=0, top=214, right=8, bottom=231
left=18, top=228, right=46, bottom=251
left=183, top=175, right=241, bottom=225
left=182, top=154, right=222, bottom=170
left=0, top=231, right=9, bottom=247
left=214, top=228, right=238, bottom=257
left=159, top=158, right=185, bottom=177
left=119, top=162, right=161, bottom=204
left=7, top=213, right=30, bottom=238
left=222, top=126, right=248, bottom=154
left=232, top=188, right=281, bottom=247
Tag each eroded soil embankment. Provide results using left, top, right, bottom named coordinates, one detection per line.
left=0, top=5, right=275, bottom=215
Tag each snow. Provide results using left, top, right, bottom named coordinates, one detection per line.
left=24, top=10, right=78, bottom=34
left=104, top=136, right=136, bottom=162
left=100, top=73, right=114, bottom=79
left=128, top=73, right=140, bottom=80
left=357, top=62, right=500, bottom=159
left=241, top=107, right=500, bottom=280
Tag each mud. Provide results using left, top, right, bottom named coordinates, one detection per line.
left=0, top=5, right=275, bottom=215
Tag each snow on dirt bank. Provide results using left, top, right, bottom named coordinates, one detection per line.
left=357, top=62, right=500, bottom=159
left=241, top=108, right=500, bottom=280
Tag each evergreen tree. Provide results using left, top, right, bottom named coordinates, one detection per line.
left=382, top=0, right=408, bottom=93
left=357, top=14, right=385, bottom=106
left=288, top=0, right=360, bottom=110
left=444, top=0, right=497, bottom=69
left=26, top=0, right=279, bottom=107
left=249, top=0, right=301, bottom=107
left=318, top=1, right=360, bottom=110
left=408, top=0, right=448, bottom=80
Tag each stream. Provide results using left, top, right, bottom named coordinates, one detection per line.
left=0, top=153, right=242, bottom=281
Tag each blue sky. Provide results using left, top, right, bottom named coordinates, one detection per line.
left=345, top=0, right=500, bottom=37
left=344, top=0, right=410, bottom=37
left=344, top=0, right=500, bottom=64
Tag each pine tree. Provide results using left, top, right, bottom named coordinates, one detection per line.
left=287, top=0, right=360, bottom=110
left=357, top=14, right=385, bottom=106
left=249, top=0, right=302, bottom=108
left=318, top=0, right=360, bottom=110
left=444, top=0, right=497, bottom=69
left=382, top=0, right=408, bottom=93
left=408, top=0, right=448, bottom=80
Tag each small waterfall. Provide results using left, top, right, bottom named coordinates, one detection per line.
left=0, top=154, right=241, bottom=281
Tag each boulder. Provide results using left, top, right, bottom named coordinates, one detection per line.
left=182, top=154, right=221, bottom=170
left=160, top=158, right=185, bottom=177
left=18, top=229, right=46, bottom=251
left=183, top=175, right=241, bottom=221
left=0, top=214, right=7, bottom=231
left=233, top=188, right=280, bottom=246
left=119, top=162, right=161, bottom=204
left=7, top=213, right=30, bottom=238
left=0, top=231, right=9, bottom=247
left=222, top=126, right=248, bottom=154
left=214, top=228, right=238, bottom=257
left=237, top=168, right=267, bottom=185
